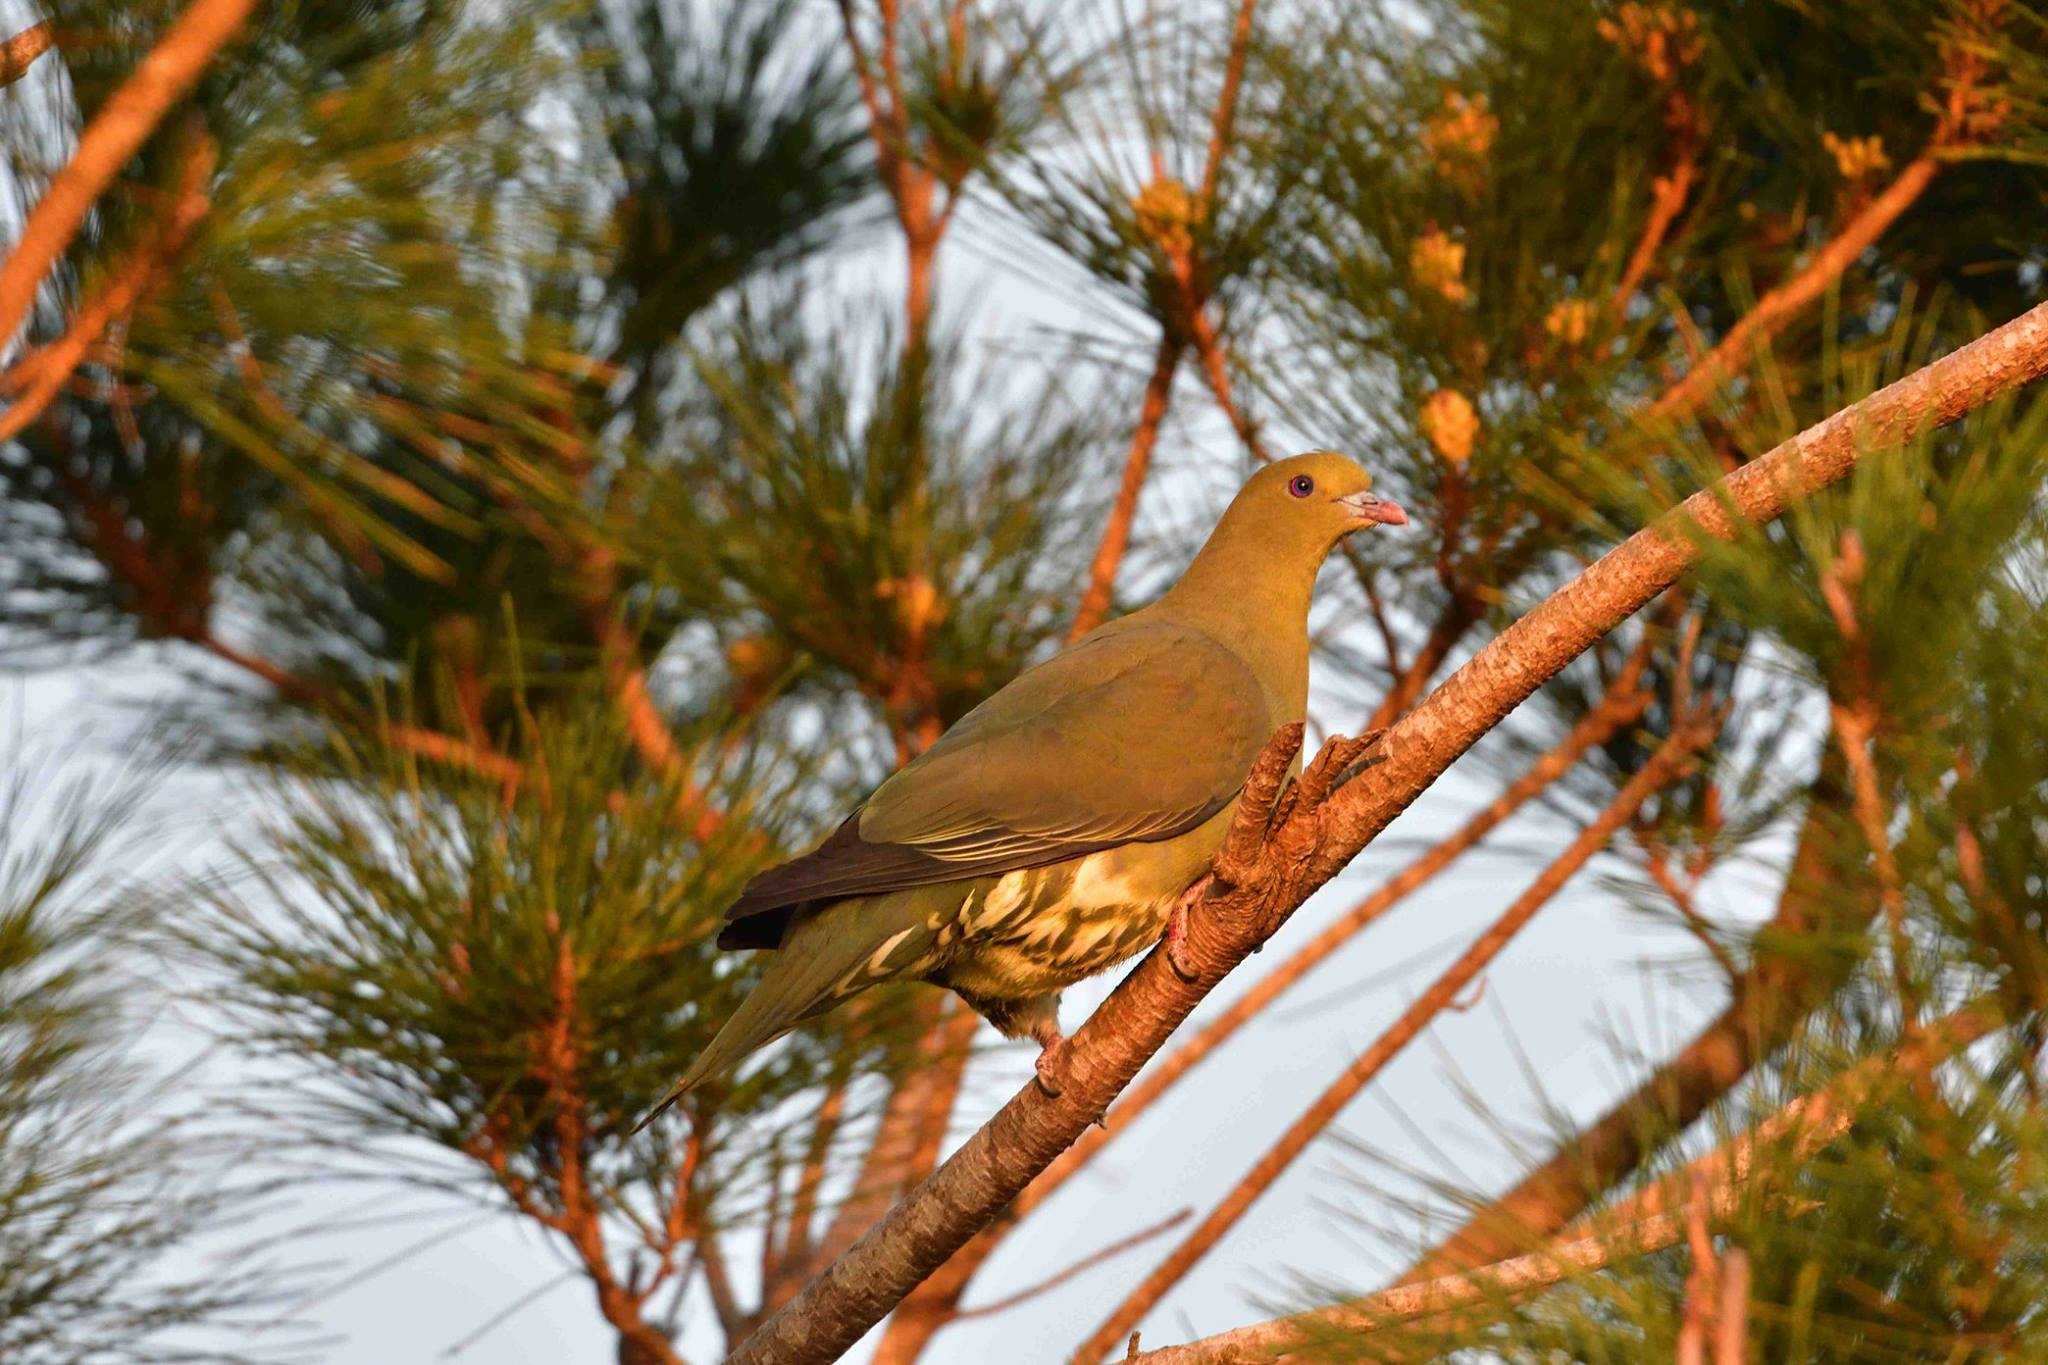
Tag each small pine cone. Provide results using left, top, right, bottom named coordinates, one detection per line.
left=1418, top=388, right=1480, bottom=467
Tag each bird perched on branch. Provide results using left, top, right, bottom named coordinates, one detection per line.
left=639, top=451, right=1404, bottom=1126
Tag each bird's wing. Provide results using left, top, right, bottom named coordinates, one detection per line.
left=719, top=619, right=1272, bottom=947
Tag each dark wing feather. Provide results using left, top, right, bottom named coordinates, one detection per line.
left=719, top=619, right=1271, bottom=949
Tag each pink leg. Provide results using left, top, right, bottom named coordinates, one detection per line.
left=1031, top=1017, right=1068, bottom=1096
left=1162, top=876, right=1211, bottom=981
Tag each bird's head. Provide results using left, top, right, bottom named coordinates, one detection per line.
left=1154, top=449, right=1408, bottom=656
left=1218, top=451, right=1407, bottom=560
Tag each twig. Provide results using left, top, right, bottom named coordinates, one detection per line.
left=585, top=593, right=726, bottom=843
left=0, top=22, right=52, bottom=88
left=1645, top=13, right=2001, bottom=422
left=1609, top=151, right=1696, bottom=321
left=192, top=633, right=527, bottom=787
left=954, top=1208, right=1193, bottom=1321
left=1821, top=533, right=1917, bottom=1025
left=1642, top=840, right=1742, bottom=983
left=809, top=1001, right=980, bottom=1270
left=695, top=1216, right=751, bottom=1347
left=1196, top=0, right=1259, bottom=215
left=1363, top=591, right=1482, bottom=731
left=1187, top=299, right=1266, bottom=461
left=1676, top=1174, right=1721, bottom=1365
left=0, top=131, right=214, bottom=441
left=1071, top=337, right=1183, bottom=642
left=439, top=1270, right=576, bottom=1358
left=769, top=1077, right=849, bottom=1304
left=1716, top=1246, right=1751, bottom=1365
left=0, top=0, right=257, bottom=348
left=725, top=298, right=2048, bottom=1365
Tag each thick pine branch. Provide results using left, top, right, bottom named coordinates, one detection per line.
left=990, top=652, right=1654, bottom=1247
left=726, top=299, right=2048, bottom=1365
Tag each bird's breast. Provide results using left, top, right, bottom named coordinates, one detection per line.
left=935, top=803, right=1235, bottom=1002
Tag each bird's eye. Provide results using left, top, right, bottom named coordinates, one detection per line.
left=1288, top=474, right=1315, bottom=498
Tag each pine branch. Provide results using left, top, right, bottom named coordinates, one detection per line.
left=191, top=633, right=528, bottom=787
left=0, top=0, right=256, bottom=348
left=1130, top=995, right=2004, bottom=1362
left=1146, top=1182, right=1763, bottom=1363
left=0, top=21, right=51, bottom=88
left=1187, top=298, right=1266, bottom=462
left=1609, top=150, right=1696, bottom=322
left=586, top=594, right=728, bottom=844
left=837, top=0, right=947, bottom=344
left=1070, top=336, right=1182, bottom=642
left=1644, top=150, right=1944, bottom=423
left=1074, top=713, right=1713, bottom=1359
left=1196, top=0, right=1259, bottom=216
left=51, top=447, right=531, bottom=789
left=725, top=298, right=2048, bottom=1365
left=1069, top=0, right=1261, bottom=645
left=0, top=130, right=214, bottom=442
left=525, top=938, right=685, bottom=1365
left=1639, top=11, right=2006, bottom=425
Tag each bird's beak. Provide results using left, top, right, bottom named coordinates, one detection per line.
left=1338, top=490, right=1408, bottom=527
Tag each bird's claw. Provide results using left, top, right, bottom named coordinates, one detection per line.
left=1163, top=891, right=1200, bottom=981
left=1032, top=1023, right=1069, bottom=1098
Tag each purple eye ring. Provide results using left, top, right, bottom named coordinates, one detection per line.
left=1288, top=474, right=1315, bottom=498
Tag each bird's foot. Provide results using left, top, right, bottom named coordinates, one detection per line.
left=1031, top=1020, right=1070, bottom=1098
left=1162, top=881, right=1207, bottom=982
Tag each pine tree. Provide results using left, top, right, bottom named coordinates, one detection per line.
left=0, top=751, right=285, bottom=1361
left=5, top=1, right=2048, bottom=1361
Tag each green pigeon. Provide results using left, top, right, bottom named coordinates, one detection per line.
left=641, top=451, right=1404, bottom=1123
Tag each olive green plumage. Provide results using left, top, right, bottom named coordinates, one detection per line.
left=641, top=452, right=1404, bottom=1121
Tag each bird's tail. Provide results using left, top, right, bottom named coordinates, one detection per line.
left=633, top=896, right=936, bottom=1133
